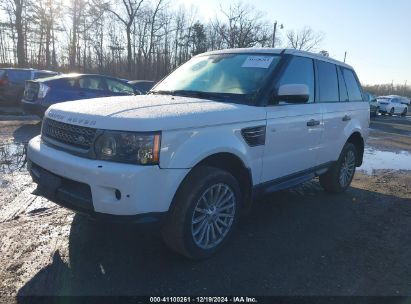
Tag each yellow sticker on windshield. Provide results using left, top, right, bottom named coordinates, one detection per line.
left=241, top=56, right=274, bottom=68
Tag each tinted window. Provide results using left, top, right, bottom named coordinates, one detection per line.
left=79, top=77, right=105, bottom=91
left=317, top=61, right=339, bottom=102
left=34, top=72, right=57, bottom=79
left=107, top=79, right=134, bottom=94
left=134, top=82, right=155, bottom=92
left=66, top=78, right=78, bottom=87
left=337, top=67, right=349, bottom=102
left=278, top=56, right=315, bottom=103
left=7, top=70, right=31, bottom=83
left=343, top=69, right=363, bottom=101
left=51, top=78, right=77, bottom=88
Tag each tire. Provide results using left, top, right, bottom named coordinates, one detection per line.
left=401, top=108, right=408, bottom=117
left=319, top=143, right=357, bottom=193
left=162, top=166, right=241, bottom=259
left=376, top=107, right=380, bottom=116
left=389, top=108, right=394, bottom=116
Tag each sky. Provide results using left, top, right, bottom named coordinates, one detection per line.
left=175, top=0, right=411, bottom=85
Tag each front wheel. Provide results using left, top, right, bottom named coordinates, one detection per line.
left=389, top=108, right=394, bottom=116
left=162, top=166, right=241, bottom=259
left=401, top=108, right=408, bottom=117
left=319, top=143, right=357, bottom=193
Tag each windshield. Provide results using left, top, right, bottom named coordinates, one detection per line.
left=152, top=53, right=281, bottom=103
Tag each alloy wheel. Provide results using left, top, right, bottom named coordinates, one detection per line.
left=191, top=183, right=236, bottom=250
left=339, top=150, right=356, bottom=188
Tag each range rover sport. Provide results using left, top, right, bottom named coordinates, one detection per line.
left=27, top=48, right=369, bottom=259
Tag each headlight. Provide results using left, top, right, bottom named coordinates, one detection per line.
left=38, top=83, right=50, bottom=99
left=94, top=131, right=161, bottom=165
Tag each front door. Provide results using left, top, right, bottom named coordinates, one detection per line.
left=262, top=56, right=323, bottom=182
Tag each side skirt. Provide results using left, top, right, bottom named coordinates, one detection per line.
left=252, top=162, right=333, bottom=199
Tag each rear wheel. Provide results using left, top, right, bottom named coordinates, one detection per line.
left=401, top=108, right=408, bottom=117
left=389, top=107, right=395, bottom=116
left=162, top=166, right=241, bottom=259
left=319, top=143, right=357, bottom=193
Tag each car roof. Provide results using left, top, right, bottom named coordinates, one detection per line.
left=33, top=73, right=127, bottom=82
left=0, top=68, right=57, bottom=73
left=198, top=48, right=353, bottom=69
left=128, top=80, right=155, bottom=84
left=386, top=95, right=409, bottom=99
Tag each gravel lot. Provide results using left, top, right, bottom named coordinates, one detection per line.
left=1, top=109, right=411, bottom=299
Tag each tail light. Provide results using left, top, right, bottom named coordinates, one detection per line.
left=0, top=78, right=9, bottom=86
left=38, top=83, right=50, bottom=99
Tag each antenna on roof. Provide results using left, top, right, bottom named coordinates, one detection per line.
left=344, top=51, right=347, bottom=63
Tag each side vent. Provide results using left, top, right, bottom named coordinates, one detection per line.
left=241, top=125, right=266, bottom=147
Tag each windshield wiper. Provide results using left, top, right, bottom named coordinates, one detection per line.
left=151, top=90, right=238, bottom=101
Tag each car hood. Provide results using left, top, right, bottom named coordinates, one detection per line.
left=45, top=95, right=266, bottom=131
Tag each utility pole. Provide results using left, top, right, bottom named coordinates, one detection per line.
left=272, top=21, right=277, bottom=48
left=343, top=51, right=347, bottom=63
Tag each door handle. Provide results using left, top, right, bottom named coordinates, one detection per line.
left=342, top=115, right=351, bottom=122
left=307, top=119, right=320, bottom=127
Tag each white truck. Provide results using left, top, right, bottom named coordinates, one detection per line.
left=27, top=48, right=369, bottom=259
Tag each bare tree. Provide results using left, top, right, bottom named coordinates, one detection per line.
left=286, top=26, right=324, bottom=51
left=2, top=0, right=28, bottom=66
left=213, top=2, right=271, bottom=48
left=0, top=0, right=328, bottom=81
left=103, top=0, right=144, bottom=71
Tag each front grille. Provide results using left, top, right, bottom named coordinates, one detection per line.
left=42, top=118, right=97, bottom=150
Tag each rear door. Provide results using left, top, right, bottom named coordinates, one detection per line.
left=78, top=76, right=108, bottom=99
left=316, top=61, right=349, bottom=164
left=262, top=56, right=323, bottom=182
left=393, top=98, right=407, bottom=114
left=318, top=63, right=366, bottom=164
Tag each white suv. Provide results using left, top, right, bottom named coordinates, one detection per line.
left=27, top=49, right=369, bottom=259
left=377, top=96, right=408, bottom=116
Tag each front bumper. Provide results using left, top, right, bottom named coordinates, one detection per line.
left=28, top=160, right=164, bottom=224
left=27, top=136, right=189, bottom=217
left=21, top=100, right=48, bottom=117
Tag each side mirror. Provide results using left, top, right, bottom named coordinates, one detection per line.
left=134, top=89, right=142, bottom=95
left=276, top=84, right=310, bottom=104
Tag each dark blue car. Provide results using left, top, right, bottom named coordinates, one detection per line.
left=22, top=73, right=136, bottom=117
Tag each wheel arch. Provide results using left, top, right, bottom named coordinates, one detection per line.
left=169, top=152, right=254, bottom=215
left=346, top=132, right=364, bottom=166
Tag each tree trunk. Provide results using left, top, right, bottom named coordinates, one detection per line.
left=126, top=24, right=132, bottom=73
left=69, top=0, right=78, bottom=68
left=15, top=0, right=26, bottom=67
